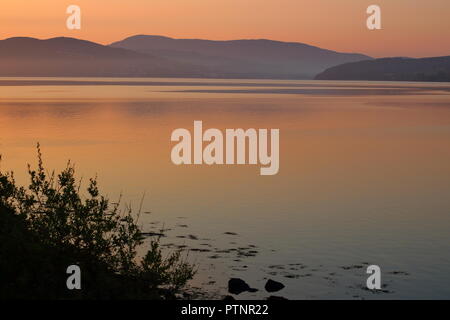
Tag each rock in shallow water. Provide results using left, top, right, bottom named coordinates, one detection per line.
left=265, top=279, right=285, bottom=293
left=228, top=278, right=258, bottom=295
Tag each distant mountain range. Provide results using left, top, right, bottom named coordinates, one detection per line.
left=1, top=35, right=448, bottom=81
left=315, top=56, right=450, bottom=82
left=110, top=35, right=371, bottom=79
left=0, top=35, right=370, bottom=79
left=0, top=37, right=203, bottom=77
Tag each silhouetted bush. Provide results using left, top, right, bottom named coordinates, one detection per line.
left=0, top=145, right=195, bottom=299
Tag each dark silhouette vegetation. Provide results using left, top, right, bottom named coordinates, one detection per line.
left=0, top=145, right=195, bottom=299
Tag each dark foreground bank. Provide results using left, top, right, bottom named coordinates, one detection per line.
left=0, top=145, right=195, bottom=299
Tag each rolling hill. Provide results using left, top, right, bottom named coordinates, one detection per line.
left=315, top=56, right=450, bottom=82
left=110, top=35, right=372, bottom=79
left=0, top=37, right=203, bottom=77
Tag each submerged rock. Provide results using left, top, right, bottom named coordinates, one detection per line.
left=228, top=278, right=258, bottom=295
left=265, top=279, right=285, bottom=293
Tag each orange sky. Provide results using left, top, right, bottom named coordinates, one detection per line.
left=0, top=0, right=449, bottom=58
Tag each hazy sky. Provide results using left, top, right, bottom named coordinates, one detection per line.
left=1, top=0, right=449, bottom=58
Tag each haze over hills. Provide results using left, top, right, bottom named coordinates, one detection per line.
left=110, top=35, right=372, bottom=79
left=4, top=35, right=447, bottom=82
left=315, top=56, right=450, bottom=82
left=0, top=37, right=204, bottom=77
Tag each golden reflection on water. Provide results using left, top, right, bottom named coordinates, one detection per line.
left=1, top=79, right=450, bottom=298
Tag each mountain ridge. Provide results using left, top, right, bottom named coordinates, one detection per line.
left=315, top=56, right=450, bottom=82
left=0, top=36, right=204, bottom=77
left=110, top=34, right=372, bottom=79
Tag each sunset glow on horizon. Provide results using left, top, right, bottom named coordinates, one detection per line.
left=0, top=0, right=449, bottom=58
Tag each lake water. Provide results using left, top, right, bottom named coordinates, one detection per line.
left=1, top=77, right=450, bottom=299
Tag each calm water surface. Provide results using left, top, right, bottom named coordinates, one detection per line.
left=1, top=78, right=450, bottom=299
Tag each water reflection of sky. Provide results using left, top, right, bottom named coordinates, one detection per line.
left=1, top=78, right=449, bottom=299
